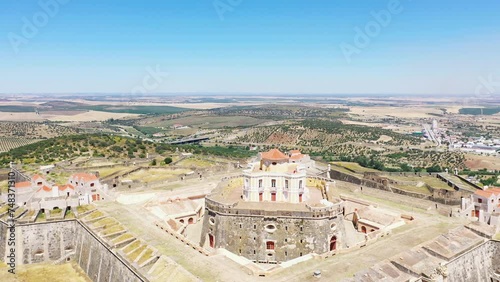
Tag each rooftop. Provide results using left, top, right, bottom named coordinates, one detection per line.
left=475, top=187, right=500, bottom=198
left=208, top=177, right=338, bottom=212
left=71, top=173, right=98, bottom=182
left=260, top=148, right=288, bottom=161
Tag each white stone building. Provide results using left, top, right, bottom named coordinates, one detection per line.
left=460, top=187, right=500, bottom=229
left=243, top=149, right=311, bottom=203
left=10, top=172, right=105, bottom=210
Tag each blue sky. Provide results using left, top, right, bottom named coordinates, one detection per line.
left=1, top=0, right=499, bottom=95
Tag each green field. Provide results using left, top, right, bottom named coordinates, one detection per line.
left=459, top=107, right=500, bottom=115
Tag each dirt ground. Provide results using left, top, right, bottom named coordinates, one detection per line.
left=464, top=153, right=500, bottom=170
left=45, top=110, right=139, bottom=122
left=349, top=106, right=444, bottom=118
left=0, top=110, right=138, bottom=122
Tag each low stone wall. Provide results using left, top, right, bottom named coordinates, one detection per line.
left=329, top=169, right=465, bottom=205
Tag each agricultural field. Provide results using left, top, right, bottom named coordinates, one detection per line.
left=144, top=115, right=267, bottom=129
left=0, top=121, right=81, bottom=139
left=0, top=137, right=41, bottom=152
left=237, top=119, right=421, bottom=147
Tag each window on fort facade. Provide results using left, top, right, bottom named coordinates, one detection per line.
left=285, top=180, right=288, bottom=189
left=266, top=241, right=275, bottom=250
left=478, top=199, right=482, bottom=203
left=271, top=179, right=276, bottom=188
left=258, top=179, right=263, bottom=188
left=299, top=180, right=303, bottom=189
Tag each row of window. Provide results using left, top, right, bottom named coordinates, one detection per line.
left=257, top=179, right=302, bottom=189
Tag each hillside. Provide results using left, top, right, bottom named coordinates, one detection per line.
left=238, top=119, right=421, bottom=146
left=0, top=134, right=255, bottom=167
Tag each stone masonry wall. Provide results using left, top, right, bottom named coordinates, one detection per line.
left=0, top=221, right=6, bottom=260
left=2, top=220, right=144, bottom=282
left=17, top=220, right=77, bottom=264
left=445, top=240, right=500, bottom=282
left=75, top=221, right=144, bottom=282
left=201, top=209, right=342, bottom=262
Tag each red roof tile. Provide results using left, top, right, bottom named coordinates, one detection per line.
left=475, top=188, right=500, bottom=198
left=36, top=185, right=52, bottom=193
left=71, top=173, right=98, bottom=182
left=15, top=181, right=32, bottom=188
left=290, top=154, right=304, bottom=160
left=32, top=174, right=44, bottom=181
left=261, top=149, right=288, bottom=161
left=58, top=184, right=75, bottom=191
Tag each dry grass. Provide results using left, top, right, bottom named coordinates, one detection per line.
left=0, top=262, right=91, bottom=282
left=96, top=166, right=130, bottom=178
left=123, top=240, right=141, bottom=254
left=137, top=247, right=154, bottom=265
left=126, top=168, right=191, bottom=182
left=84, top=211, right=104, bottom=220
left=176, top=158, right=214, bottom=168
left=331, top=162, right=380, bottom=173
left=393, top=184, right=432, bottom=195
left=102, top=224, right=125, bottom=235
left=76, top=205, right=94, bottom=214
left=464, top=153, right=500, bottom=170
left=349, top=106, right=444, bottom=118
left=92, top=217, right=117, bottom=228
left=111, top=233, right=134, bottom=244
left=46, top=110, right=139, bottom=122
left=390, top=176, right=454, bottom=191
left=127, top=245, right=147, bottom=262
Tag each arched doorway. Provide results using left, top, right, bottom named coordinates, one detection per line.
left=361, top=226, right=367, bottom=233
left=329, top=236, right=337, bottom=251
left=188, top=217, right=194, bottom=224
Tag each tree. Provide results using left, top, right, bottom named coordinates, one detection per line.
left=164, top=157, right=173, bottom=164
left=151, top=159, right=157, bottom=166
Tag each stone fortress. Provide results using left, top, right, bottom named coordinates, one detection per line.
left=199, top=149, right=403, bottom=263
left=1, top=150, right=499, bottom=281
